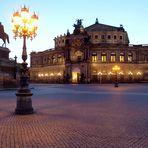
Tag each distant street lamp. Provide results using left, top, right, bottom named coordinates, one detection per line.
left=112, top=65, right=120, bottom=87
left=12, top=5, right=38, bottom=114
left=97, top=72, right=102, bottom=84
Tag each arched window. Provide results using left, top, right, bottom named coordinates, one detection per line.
left=48, top=57, right=51, bottom=64
left=57, top=55, right=62, bottom=64
left=128, top=53, right=133, bottom=62
left=120, top=53, right=124, bottom=62
left=110, top=52, right=116, bottom=62
left=101, top=53, right=107, bottom=62
left=52, top=55, right=56, bottom=64
left=92, top=53, right=97, bottom=62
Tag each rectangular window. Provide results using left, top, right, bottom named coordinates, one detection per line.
left=128, top=55, right=133, bottom=62
left=120, top=36, right=122, bottom=40
left=111, top=55, right=116, bottom=62
left=120, top=55, right=124, bottom=62
left=92, top=55, right=97, bottom=62
left=102, top=55, right=106, bottom=62
left=114, top=35, right=117, bottom=39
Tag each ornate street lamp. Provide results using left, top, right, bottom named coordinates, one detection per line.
left=12, top=5, right=38, bottom=114
left=112, top=65, right=120, bottom=87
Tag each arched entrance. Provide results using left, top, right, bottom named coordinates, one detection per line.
left=72, top=67, right=80, bottom=83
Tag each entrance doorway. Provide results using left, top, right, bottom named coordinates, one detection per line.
left=72, top=67, right=80, bottom=83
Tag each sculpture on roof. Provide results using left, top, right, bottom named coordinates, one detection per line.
left=95, top=18, right=99, bottom=24
left=0, top=22, right=9, bottom=47
left=73, top=19, right=84, bottom=35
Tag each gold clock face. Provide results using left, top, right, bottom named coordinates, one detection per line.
left=71, top=39, right=81, bottom=47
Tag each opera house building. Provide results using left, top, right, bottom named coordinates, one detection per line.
left=30, top=19, right=148, bottom=83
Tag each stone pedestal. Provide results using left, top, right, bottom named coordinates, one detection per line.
left=15, top=88, right=33, bottom=115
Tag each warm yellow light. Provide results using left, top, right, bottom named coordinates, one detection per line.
left=12, top=6, right=38, bottom=40
left=72, top=72, right=77, bottom=82
left=57, top=73, right=62, bottom=76
left=108, top=72, right=113, bottom=75
left=31, top=12, right=38, bottom=26
left=21, top=5, right=29, bottom=23
left=12, top=11, right=21, bottom=34
left=119, top=72, right=124, bottom=75
left=12, top=11, right=21, bottom=24
left=137, top=72, right=142, bottom=75
left=45, top=73, right=48, bottom=76
left=50, top=73, right=54, bottom=76
left=97, top=72, right=102, bottom=75
left=93, top=70, right=97, bottom=73
left=128, top=71, right=133, bottom=75
left=112, top=65, right=120, bottom=71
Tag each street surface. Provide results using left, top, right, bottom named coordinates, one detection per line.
left=0, top=83, right=148, bottom=148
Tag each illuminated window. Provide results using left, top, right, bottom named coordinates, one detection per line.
left=92, top=53, right=97, bottom=62
left=58, top=55, right=62, bottom=63
left=110, top=53, right=116, bottom=62
left=101, top=53, right=107, bottom=62
left=128, top=53, right=133, bottom=62
left=52, top=56, right=56, bottom=64
left=120, top=53, right=124, bottom=62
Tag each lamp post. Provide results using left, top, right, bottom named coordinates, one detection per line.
left=112, top=65, right=120, bottom=87
left=12, top=5, right=38, bottom=114
left=97, top=72, right=102, bottom=84
left=14, top=55, right=17, bottom=79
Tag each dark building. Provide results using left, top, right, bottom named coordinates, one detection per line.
left=30, top=19, right=148, bottom=83
left=0, top=47, right=18, bottom=87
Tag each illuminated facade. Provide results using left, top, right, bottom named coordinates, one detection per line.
left=30, top=19, right=148, bottom=83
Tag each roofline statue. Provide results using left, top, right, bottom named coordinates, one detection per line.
left=0, top=22, right=9, bottom=47
left=73, top=19, right=85, bottom=35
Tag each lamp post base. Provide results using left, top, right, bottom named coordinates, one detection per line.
left=15, top=89, right=34, bottom=115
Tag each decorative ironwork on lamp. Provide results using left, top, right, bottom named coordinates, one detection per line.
left=12, top=5, right=38, bottom=114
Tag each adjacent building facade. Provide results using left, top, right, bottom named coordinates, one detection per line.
left=30, top=19, right=148, bottom=83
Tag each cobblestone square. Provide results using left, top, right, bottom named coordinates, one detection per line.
left=0, top=84, right=148, bottom=148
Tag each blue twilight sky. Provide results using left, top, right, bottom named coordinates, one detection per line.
left=0, top=0, right=148, bottom=64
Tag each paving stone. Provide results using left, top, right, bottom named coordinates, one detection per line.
left=0, top=84, right=148, bottom=147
